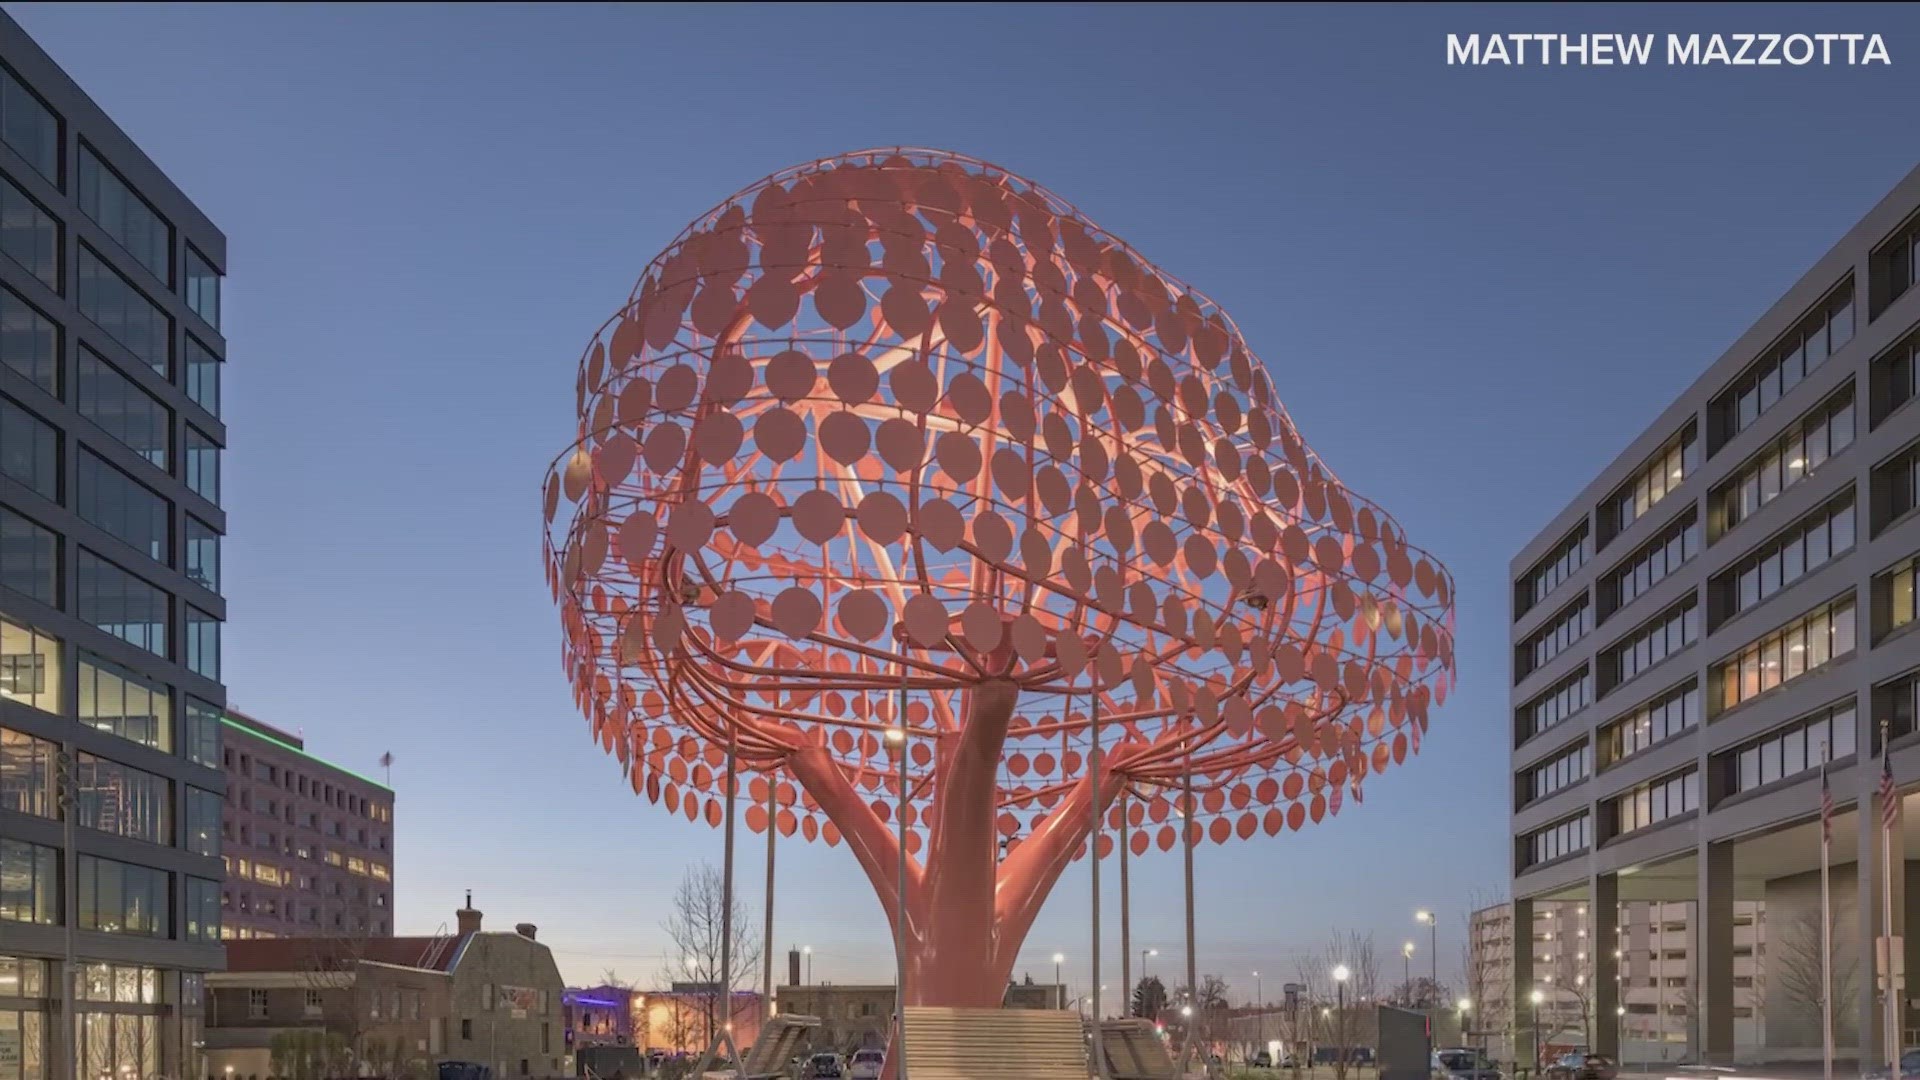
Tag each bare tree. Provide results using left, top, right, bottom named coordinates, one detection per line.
left=1775, top=909, right=1859, bottom=1045
left=1539, top=936, right=1592, bottom=1053
left=602, top=968, right=635, bottom=990
left=1293, top=931, right=1380, bottom=1080
left=1461, top=891, right=1511, bottom=1058
left=657, top=860, right=762, bottom=1051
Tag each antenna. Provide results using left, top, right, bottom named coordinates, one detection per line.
left=465, top=889, right=473, bottom=908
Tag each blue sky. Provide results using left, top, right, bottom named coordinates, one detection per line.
left=12, top=1, right=1920, bottom=996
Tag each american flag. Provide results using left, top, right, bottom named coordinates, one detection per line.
left=1821, top=759, right=1834, bottom=844
left=380, top=752, right=394, bottom=769
left=1882, top=740, right=1899, bottom=833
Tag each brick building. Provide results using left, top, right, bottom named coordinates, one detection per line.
left=219, top=709, right=396, bottom=939
left=205, top=898, right=566, bottom=1080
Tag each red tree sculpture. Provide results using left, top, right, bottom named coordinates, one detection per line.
left=544, top=148, right=1455, bottom=1009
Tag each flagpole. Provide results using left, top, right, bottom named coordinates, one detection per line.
left=1883, top=719, right=1900, bottom=1071
left=1820, top=745, right=1834, bottom=1080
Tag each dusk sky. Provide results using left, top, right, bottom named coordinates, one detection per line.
left=13, top=2, right=1920, bottom=996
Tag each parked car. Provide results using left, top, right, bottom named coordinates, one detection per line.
left=1253, top=1051, right=1273, bottom=1068
left=1432, top=1047, right=1503, bottom=1080
left=1544, top=1052, right=1616, bottom=1080
left=848, top=1049, right=885, bottom=1080
left=809, top=1053, right=845, bottom=1079
left=1864, top=1049, right=1920, bottom=1080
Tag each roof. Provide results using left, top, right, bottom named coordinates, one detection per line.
left=224, top=935, right=469, bottom=974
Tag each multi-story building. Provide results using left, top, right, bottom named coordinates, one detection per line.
left=216, top=709, right=394, bottom=940
left=0, top=10, right=228, bottom=1080
left=1509, top=162, right=1920, bottom=1068
left=206, top=899, right=568, bottom=1080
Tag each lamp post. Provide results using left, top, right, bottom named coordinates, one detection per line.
left=1529, top=989, right=1545, bottom=1070
left=1415, top=911, right=1438, bottom=990
left=1054, top=954, right=1066, bottom=1011
left=1332, top=965, right=1351, bottom=1074
left=803, top=946, right=812, bottom=986
left=1456, top=998, right=1471, bottom=1051
left=1401, top=942, right=1414, bottom=1002
left=1254, top=971, right=1263, bottom=1051
left=886, top=718, right=908, bottom=1080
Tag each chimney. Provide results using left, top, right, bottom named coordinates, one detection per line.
left=516, top=923, right=538, bottom=940
left=787, top=949, right=801, bottom=987
left=457, top=890, right=483, bottom=934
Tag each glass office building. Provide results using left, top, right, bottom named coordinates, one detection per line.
left=0, top=10, right=226, bottom=1080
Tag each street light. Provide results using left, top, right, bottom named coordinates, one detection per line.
left=1402, top=941, right=1415, bottom=1000
left=1529, top=989, right=1545, bottom=1069
left=802, top=945, right=813, bottom=986
left=1415, top=910, right=1438, bottom=991
left=1254, top=970, right=1264, bottom=1050
left=1054, top=953, right=1066, bottom=1008
left=1456, top=998, right=1472, bottom=1050
left=885, top=720, right=908, bottom=1080
left=1333, top=965, right=1351, bottom=1074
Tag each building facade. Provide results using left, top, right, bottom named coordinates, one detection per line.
left=1509, top=162, right=1920, bottom=1067
left=206, top=900, right=566, bottom=1080
left=217, top=709, right=394, bottom=940
left=0, top=10, right=228, bottom=1080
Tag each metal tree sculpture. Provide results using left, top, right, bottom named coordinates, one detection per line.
left=544, top=148, right=1455, bottom=1009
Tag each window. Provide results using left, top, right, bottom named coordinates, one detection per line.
left=1728, top=701, right=1856, bottom=794
left=1873, top=214, right=1920, bottom=319
left=1709, top=282, right=1855, bottom=452
left=1517, top=524, right=1590, bottom=617
left=462, top=1019, right=472, bottom=1041
left=1873, top=440, right=1920, bottom=536
left=0, top=614, right=60, bottom=712
left=1877, top=670, right=1920, bottom=746
left=1709, top=494, right=1855, bottom=629
left=77, top=855, right=169, bottom=936
left=185, top=336, right=220, bottom=417
left=77, top=350, right=172, bottom=471
left=248, top=989, right=267, bottom=1020
left=185, top=877, right=220, bottom=942
left=185, top=426, right=218, bottom=503
left=0, top=394, right=57, bottom=498
left=76, top=552, right=168, bottom=657
left=0, top=837, right=57, bottom=923
left=76, top=651, right=171, bottom=751
left=1609, top=769, right=1699, bottom=836
left=0, top=285, right=57, bottom=395
left=77, top=147, right=169, bottom=283
left=1517, top=595, right=1591, bottom=681
left=77, top=451, right=170, bottom=564
left=186, top=788, right=221, bottom=855
left=1522, top=741, right=1591, bottom=806
left=1599, top=424, right=1697, bottom=546
left=304, top=989, right=324, bottom=1017
left=77, top=245, right=168, bottom=375
left=75, top=752, right=171, bottom=845
left=1523, top=814, right=1589, bottom=869
left=183, top=697, right=220, bottom=767
left=1710, top=594, right=1857, bottom=715
left=1870, top=328, right=1920, bottom=427
left=0, top=506, right=57, bottom=606
left=186, top=606, right=219, bottom=680
left=1599, top=508, right=1698, bottom=621
left=185, top=517, right=218, bottom=592
left=1709, top=387, right=1855, bottom=541
left=0, top=726, right=56, bottom=817
left=186, top=247, right=219, bottom=328
left=0, top=175, right=56, bottom=290
left=0, top=68, right=59, bottom=183
left=1598, top=680, right=1700, bottom=767
left=1599, top=597, right=1700, bottom=695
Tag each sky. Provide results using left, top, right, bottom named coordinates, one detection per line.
left=11, top=1, right=1920, bottom=999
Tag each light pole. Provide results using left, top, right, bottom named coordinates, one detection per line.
left=1529, top=989, right=1545, bottom=1070
left=1142, top=948, right=1158, bottom=1016
left=803, top=946, right=812, bottom=986
left=1054, top=953, right=1066, bottom=1010
left=1416, top=911, right=1438, bottom=991
left=1332, top=965, right=1351, bottom=1074
left=886, top=718, right=909, bottom=1080
left=1254, top=971, right=1263, bottom=1052
left=1456, top=998, right=1471, bottom=1050
left=1401, top=942, right=1414, bottom=1002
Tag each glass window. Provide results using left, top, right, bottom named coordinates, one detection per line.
left=185, top=517, right=218, bottom=592
left=0, top=726, right=56, bottom=818
left=77, top=245, right=169, bottom=375
left=0, top=615, right=60, bottom=713
left=185, top=426, right=218, bottom=504
left=0, top=285, right=57, bottom=395
left=186, top=606, right=219, bottom=681
left=76, top=652, right=170, bottom=752
left=1711, top=595, right=1856, bottom=715
left=183, top=697, right=219, bottom=768
left=185, top=336, right=220, bottom=417
left=185, top=788, right=220, bottom=856
left=75, top=551, right=167, bottom=657
left=76, top=349, right=170, bottom=470
left=0, top=394, right=57, bottom=499
left=0, top=69, right=59, bottom=184
left=76, top=148, right=168, bottom=283
left=0, top=174, right=57, bottom=290
left=1714, top=283, right=1855, bottom=447
left=0, top=837, right=58, bottom=924
left=0, top=506, right=56, bottom=606
left=76, top=451, right=169, bottom=564
left=186, top=247, right=219, bottom=329
left=75, top=752, right=171, bottom=846
left=185, top=877, right=220, bottom=942
left=76, top=854, right=169, bottom=936
left=1712, top=388, right=1854, bottom=540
